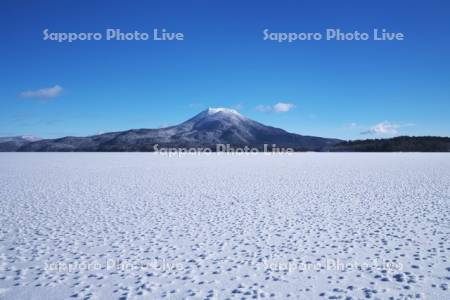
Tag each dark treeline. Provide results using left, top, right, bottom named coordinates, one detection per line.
left=331, top=136, right=450, bottom=152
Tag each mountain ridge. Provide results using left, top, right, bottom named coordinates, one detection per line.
left=2, top=108, right=340, bottom=152
left=2, top=109, right=449, bottom=152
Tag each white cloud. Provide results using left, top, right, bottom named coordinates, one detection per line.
left=20, top=85, right=63, bottom=99
left=256, top=102, right=295, bottom=113
left=273, top=102, right=295, bottom=112
left=363, top=121, right=399, bottom=135
left=361, top=121, right=414, bottom=136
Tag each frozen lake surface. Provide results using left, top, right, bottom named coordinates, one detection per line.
left=0, top=153, right=449, bottom=299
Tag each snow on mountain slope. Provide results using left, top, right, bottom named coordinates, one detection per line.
left=16, top=108, right=340, bottom=151
left=0, top=136, right=41, bottom=143
left=0, top=136, right=41, bottom=151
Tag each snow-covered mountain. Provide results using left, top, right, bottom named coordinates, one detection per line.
left=7, top=108, right=341, bottom=151
left=0, top=136, right=41, bottom=151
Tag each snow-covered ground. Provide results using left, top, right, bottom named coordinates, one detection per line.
left=0, top=153, right=449, bottom=300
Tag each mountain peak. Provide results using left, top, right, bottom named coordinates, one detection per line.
left=10, top=108, right=341, bottom=152
left=206, top=107, right=241, bottom=116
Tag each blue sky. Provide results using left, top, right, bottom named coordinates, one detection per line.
left=1, top=0, right=449, bottom=139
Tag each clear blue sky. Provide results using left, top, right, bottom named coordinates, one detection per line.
left=1, top=0, right=449, bottom=139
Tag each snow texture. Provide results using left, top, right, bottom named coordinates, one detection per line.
left=206, top=108, right=242, bottom=116
left=0, top=153, right=449, bottom=299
